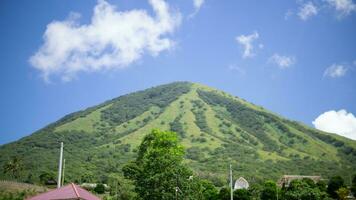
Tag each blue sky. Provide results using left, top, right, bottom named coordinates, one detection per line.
left=0, top=0, right=356, bottom=144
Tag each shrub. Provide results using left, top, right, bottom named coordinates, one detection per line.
left=94, top=183, right=106, bottom=194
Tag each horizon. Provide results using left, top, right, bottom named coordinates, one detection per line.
left=1, top=0, right=356, bottom=144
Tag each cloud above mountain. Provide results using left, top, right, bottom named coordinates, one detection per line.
left=236, top=32, right=260, bottom=58
left=268, top=54, right=296, bottom=69
left=327, top=0, right=356, bottom=17
left=193, top=0, right=205, bottom=12
left=313, top=109, right=356, bottom=140
left=287, top=0, right=356, bottom=21
left=298, top=2, right=318, bottom=20
left=29, top=0, right=181, bottom=82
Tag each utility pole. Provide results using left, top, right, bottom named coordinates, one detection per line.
left=175, top=174, right=179, bottom=200
left=175, top=186, right=178, bottom=200
left=116, top=180, right=119, bottom=200
left=230, top=164, right=233, bottom=200
left=57, top=142, right=63, bottom=188
left=61, top=159, right=66, bottom=187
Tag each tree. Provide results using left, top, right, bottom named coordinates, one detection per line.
left=336, top=187, right=349, bottom=200
left=327, top=176, right=345, bottom=199
left=80, top=173, right=94, bottom=183
left=123, top=129, right=193, bottom=200
left=108, top=177, right=137, bottom=200
left=234, top=189, right=251, bottom=200
left=316, top=180, right=327, bottom=192
left=25, top=173, right=34, bottom=184
left=94, top=183, right=105, bottom=194
left=39, top=171, right=56, bottom=185
left=302, top=177, right=316, bottom=188
left=260, top=181, right=277, bottom=200
left=198, top=179, right=219, bottom=200
left=177, top=176, right=219, bottom=200
left=3, top=157, right=23, bottom=180
left=351, top=174, right=356, bottom=196
left=283, top=179, right=326, bottom=200
left=248, top=184, right=263, bottom=200
left=218, top=187, right=231, bottom=200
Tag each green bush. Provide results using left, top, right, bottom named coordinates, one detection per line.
left=94, top=183, right=106, bottom=194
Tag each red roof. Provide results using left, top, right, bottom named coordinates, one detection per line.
left=26, top=183, right=101, bottom=200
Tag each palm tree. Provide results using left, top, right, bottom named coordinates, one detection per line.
left=3, top=157, right=23, bottom=180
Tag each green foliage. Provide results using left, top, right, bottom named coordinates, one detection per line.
left=240, top=131, right=258, bottom=146
left=0, top=180, right=47, bottom=200
left=316, top=180, right=327, bottom=192
left=327, top=176, right=345, bottom=199
left=123, top=129, right=193, bottom=200
left=38, top=171, right=56, bottom=185
left=336, top=187, right=349, bottom=200
left=352, top=174, right=356, bottom=195
left=248, top=184, right=263, bottom=200
left=101, top=82, right=191, bottom=125
left=218, top=187, right=231, bottom=200
left=260, top=181, right=278, bottom=200
left=0, top=190, right=37, bottom=200
left=169, top=114, right=185, bottom=138
left=191, top=100, right=212, bottom=134
left=283, top=179, right=327, bottom=200
left=288, top=121, right=356, bottom=157
left=198, top=90, right=280, bottom=152
left=109, top=177, right=137, bottom=200
left=234, top=189, right=252, bottom=200
left=186, top=147, right=205, bottom=161
left=200, top=179, right=219, bottom=200
left=94, top=183, right=106, bottom=194
left=3, top=157, right=23, bottom=179
left=191, top=136, right=208, bottom=143
left=0, top=81, right=355, bottom=186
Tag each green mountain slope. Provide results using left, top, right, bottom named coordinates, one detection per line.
left=1, top=82, right=355, bottom=185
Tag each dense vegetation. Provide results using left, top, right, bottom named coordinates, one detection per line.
left=0, top=81, right=356, bottom=198
left=198, top=90, right=303, bottom=152
left=0, top=180, right=47, bottom=200
left=123, top=129, right=197, bottom=199
left=110, top=130, right=356, bottom=199
left=2, top=127, right=356, bottom=199
left=101, top=82, right=191, bottom=125
left=170, top=114, right=185, bottom=138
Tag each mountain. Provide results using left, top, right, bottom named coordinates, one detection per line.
left=0, top=82, right=355, bottom=185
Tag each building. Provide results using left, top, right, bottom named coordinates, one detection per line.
left=26, top=183, right=101, bottom=200
left=234, top=177, right=249, bottom=190
left=277, top=175, right=322, bottom=187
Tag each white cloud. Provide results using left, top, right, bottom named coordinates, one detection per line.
left=30, top=0, right=181, bottom=82
left=298, top=2, right=318, bottom=20
left=193, top=0, right=205, bottom=11
left=228, top=64, right=246, bottom=75
left=324, top=64, right=348, bottom=78
left=235, top=32, right=259, bottom=58
left=189, top=0, right=205, bottom=17
left=327, top=0, right=356, bottom=16
left=313, top=109, right=356, bottom=140
left=268, top=54, right=296, bottom=69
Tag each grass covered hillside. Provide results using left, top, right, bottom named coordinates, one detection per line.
left=0, top=82, right=355, bottom=186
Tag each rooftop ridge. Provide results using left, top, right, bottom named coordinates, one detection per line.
left=71, top=183, right=81, bottom=199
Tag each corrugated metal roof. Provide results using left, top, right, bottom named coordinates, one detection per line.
left=26, top=183, right=101, bottom=200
